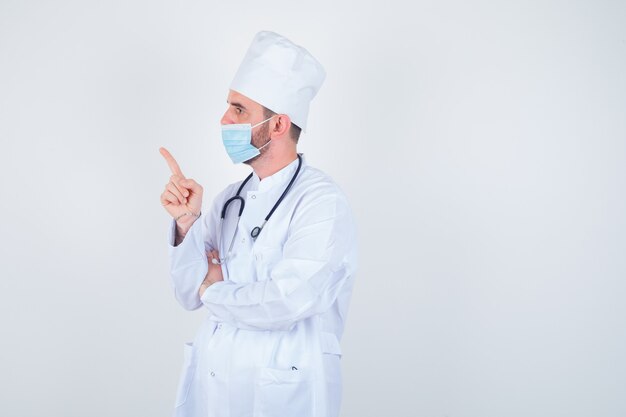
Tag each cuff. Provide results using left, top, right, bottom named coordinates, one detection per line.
left=168, top=216, right=202, bottom=248
left=167, top=216, right=206, bottom=266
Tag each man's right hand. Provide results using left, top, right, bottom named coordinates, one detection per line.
left=159, top=147, right=203, bottom=233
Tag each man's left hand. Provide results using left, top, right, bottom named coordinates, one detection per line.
left=199, top=250, right=224, bottom=298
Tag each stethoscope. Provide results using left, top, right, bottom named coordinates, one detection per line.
left=212, top=154, right=302, bottom=266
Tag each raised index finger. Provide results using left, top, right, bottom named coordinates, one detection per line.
left=159, top=147, right=185, bottom=178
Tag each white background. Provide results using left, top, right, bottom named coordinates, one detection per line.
left=1, top=1, right=625, bottom=416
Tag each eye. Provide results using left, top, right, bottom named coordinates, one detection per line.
left=234, top=107, right=243, bottom=115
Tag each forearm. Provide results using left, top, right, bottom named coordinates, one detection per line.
left=200, top=265, right=350, bottom=331
left=174, top=225, right=187, bottom=246
left=199, top=196, right=355, bottom=330
left=173, top=218, right=196, bottom=246
left=168, top=216, right=208, bottom=310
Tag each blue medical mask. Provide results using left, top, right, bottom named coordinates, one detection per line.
left=221, top=116, right=275, bottom=164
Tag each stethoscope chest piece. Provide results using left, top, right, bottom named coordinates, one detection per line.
left=250, top=219, right=267, bottom=240
left=251, top=226, right=262, bottom=239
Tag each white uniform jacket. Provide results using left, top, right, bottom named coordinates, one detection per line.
left=167, top=154, right=358, bottom=417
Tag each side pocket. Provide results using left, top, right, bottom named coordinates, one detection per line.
left=320, top=331, right=342, bottom=358
left=321, top=332, right=343, bottom=417
left=174, top=342, right=196, bottom=408
left=253, top=367, right=314, bottom=417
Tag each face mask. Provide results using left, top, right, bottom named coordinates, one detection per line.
left=221, top=116, right=275, bottom=164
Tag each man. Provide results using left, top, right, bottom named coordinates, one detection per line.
left=159, top=31, right=358, bottom=417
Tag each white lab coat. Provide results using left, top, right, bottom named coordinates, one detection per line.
left=167, top=154, right=358, bottom=417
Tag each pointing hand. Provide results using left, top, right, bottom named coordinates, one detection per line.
left=159, top=147, right=203, bottom=226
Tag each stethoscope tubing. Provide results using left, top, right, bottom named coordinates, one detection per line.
left=214, top=154, right=302, bottom=266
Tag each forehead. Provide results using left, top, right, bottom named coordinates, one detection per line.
left=226, top=90, right=263, bottom=112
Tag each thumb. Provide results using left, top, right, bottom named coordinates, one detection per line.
left=181, top=178, right=203, bottom=193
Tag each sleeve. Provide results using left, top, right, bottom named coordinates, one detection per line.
left=167, top=187, right=229, bottom=311
left=199, top=188, right=357, bottom=331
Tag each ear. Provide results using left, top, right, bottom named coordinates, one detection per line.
left=271, top=114, right=292, bottom=138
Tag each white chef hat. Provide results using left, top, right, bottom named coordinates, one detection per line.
left=229, top=31, right=326, bottom=132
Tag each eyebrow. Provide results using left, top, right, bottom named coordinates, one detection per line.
left=226, top=100, right=247, bottom=111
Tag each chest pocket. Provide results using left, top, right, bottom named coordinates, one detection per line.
left=253, top=245, right=283, bottom=282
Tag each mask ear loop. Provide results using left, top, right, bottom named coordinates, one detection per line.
left=257, top=139, right=272, bottom=151
left=252, top=114, right=276, bottom=152
left=251, top=114, right=276, bottom=128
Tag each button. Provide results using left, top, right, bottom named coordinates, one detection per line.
left=210, top=371, right=215, bottom=377
left=251, top=195, right=256, bottom=199
left=217, top=324, right=222, bottom=329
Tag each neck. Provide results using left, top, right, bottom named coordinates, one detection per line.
left=252, top=150, right=298, bottom=180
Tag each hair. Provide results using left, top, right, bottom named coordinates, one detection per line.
left=263, top=106, right=302, bottom=144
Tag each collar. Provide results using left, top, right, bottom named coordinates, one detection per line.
left=249, top=153, right=306, bottom=193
